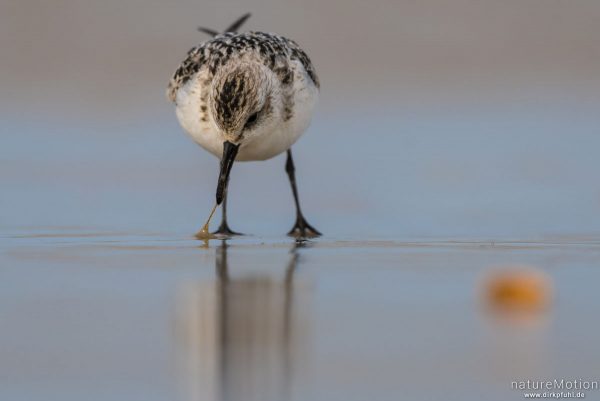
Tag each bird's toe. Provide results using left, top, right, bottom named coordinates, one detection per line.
left=288, top=218, right=321, bottom=238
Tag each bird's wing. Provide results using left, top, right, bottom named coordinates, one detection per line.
left=166, top=43, right=210, bottom=103
left=167, top=32, right=319, bottom=103
left=279, top=36, right=320, bottom=89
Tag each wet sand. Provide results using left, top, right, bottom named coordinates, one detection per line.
left=2, top=230, right=600, bottom=401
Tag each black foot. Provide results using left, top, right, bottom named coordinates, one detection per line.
left=212, top=222, right=243, bottom=237
left=288, top=216, right=321, bottom=238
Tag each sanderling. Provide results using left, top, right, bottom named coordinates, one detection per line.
left=167, top=13, right=321, bottom=238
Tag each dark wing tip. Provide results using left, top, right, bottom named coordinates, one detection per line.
left=197, top=27, right=220, bottom=37
left=197, top=13, right=251, bottom=37
left=225, top=13, right=251, bottom=33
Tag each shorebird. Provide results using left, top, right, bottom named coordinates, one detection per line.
left=167, top=13, right=321, bottom=238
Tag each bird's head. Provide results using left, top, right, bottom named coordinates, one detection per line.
left=209, top=61, right=281, bottom=205
left=210, top=61, right=279, bottom=144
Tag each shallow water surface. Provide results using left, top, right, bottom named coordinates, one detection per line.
left=2, top=230, right=600, bottom=401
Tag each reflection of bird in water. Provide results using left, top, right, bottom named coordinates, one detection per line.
left=176, top=240, right=311, bottom=401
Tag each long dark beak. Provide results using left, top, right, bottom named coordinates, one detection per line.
left=216, top=141, right=239, bottom=205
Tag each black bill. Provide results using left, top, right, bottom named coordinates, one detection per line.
left=216, top=141, right=239, bottom=205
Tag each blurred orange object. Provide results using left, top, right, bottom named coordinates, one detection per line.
left=483, top=268, right=553, bottom=313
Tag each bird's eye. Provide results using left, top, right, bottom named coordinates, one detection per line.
left=245, top=112, right=259, bottom=128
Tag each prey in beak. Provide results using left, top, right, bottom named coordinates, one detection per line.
left=195, top=141, right=239, bottom=240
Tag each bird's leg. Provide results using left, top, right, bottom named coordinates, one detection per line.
left=285, top=149, right=321, bottom=238
left=212, top=188, right=243, bottom=236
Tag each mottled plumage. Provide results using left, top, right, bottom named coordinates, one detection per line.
left=167, top=30, right=320, bottom=161
left=167, top=31, right=319, bottom=104
left=167, top=16, right=322, bottom=237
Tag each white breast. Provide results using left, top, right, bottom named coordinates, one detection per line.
left=175, top=70, right=223, bottom=158
left=174, top=60, right=319, bottom=162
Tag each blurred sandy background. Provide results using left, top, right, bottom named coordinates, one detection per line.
left=2, top=0, right=599, bottom=117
